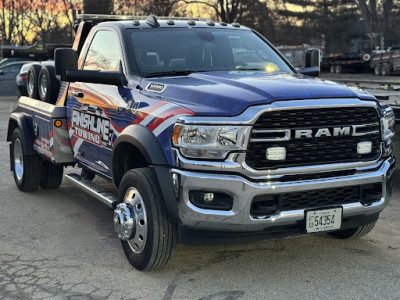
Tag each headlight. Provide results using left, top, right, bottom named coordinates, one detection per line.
left=172, top=124, right=251, bottom=159
left=382, top=106, right=395, bottom=143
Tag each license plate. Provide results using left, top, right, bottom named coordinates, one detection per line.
left=306, top=208, right=342, bottom=233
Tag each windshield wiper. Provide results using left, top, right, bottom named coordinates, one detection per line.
left=145, top=70, right=208, bottom=78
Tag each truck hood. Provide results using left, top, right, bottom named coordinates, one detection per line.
left=140, top=71, right=376, bottom=116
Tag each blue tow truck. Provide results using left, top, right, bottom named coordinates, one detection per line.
left=7, top=15, right=396, bottom=270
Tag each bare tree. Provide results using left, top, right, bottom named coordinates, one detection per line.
left=0, top=0, right=18, bottom=44
left=357, top=0, right=395, bottom=48
left=182, top=0, right=248, bottom=22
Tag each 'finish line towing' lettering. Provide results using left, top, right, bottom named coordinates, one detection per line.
left=72, top=109, right=111, bottom=145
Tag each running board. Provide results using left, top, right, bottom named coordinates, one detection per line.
left=65, top=173, right=117, bottom=209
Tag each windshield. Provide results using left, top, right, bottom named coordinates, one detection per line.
left=130, top=28, right=293, bottom=77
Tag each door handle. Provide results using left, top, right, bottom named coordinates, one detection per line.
left=71, top=91, right=84, bottom=98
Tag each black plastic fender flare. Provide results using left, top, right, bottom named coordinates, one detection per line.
left=7, top=113, right=35, bottom=156
left=112, top=125, right=180, bottom=223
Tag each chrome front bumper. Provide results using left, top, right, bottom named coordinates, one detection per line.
left=172, top=157, right=395, bottom=231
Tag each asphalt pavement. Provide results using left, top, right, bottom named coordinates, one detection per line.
left=0, top=92, right=399, bottom=299
left=0, top=79, right=18, bottom=97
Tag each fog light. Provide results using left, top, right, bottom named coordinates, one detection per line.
left=204, top=193, right=214, bottom=202
left=266, top=147, right=286, bottom=160
left=189, top=191, right=233, bottom=210
left=357, top=141, right=372, bottom=154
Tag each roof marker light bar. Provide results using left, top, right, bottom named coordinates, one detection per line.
left=77, top=14, right=210, bottom=23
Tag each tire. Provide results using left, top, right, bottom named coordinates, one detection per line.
left=10, top=128, right=42, bottom=192
left=40, top=161, right=63, bottom=189
left=27, top=64, right=42, bottom=99
left=115, top=168, right=175, bottom=270
left=329, top=221, right=377, bottom=239
left=329, top=65, right=336, bottom=73
left=374, top=64, right=382, bottom=76
left=38, top=66, right=60, bottom=104
left=381, top=64, right=390, bottom=76
left=335, top=65, right=342, bottom=73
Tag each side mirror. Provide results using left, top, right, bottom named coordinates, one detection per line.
left=297, top=66, right=320, bottom=77
left=65, top=69, right=127, bottom=86
left=297, top=49, right=320, bottom=77
left=305, top=49, right=320, bottom=69
left=55, top=48, right=78, bottom=81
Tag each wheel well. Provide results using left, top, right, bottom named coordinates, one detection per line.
left=7, top=119, right=18, bottom=141
left=112, top=142, right=148, bottom=188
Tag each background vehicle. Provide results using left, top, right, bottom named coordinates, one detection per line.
left=0, top=61, right=31, bottom=80
left=7, top=15, right=395, bottom=271
left=0, top=57, right=26, bottom=69
left=1, top=42, right=71, bottom=61
left=370, top=48, right=400, bottom=76
left=322, top=40, right=374, bottom=73
left=17, top=61, right=57, bottom=98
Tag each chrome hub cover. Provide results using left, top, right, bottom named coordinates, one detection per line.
left=114, top=187, right=148, bottom=253
left=114, top=203, right=135, bottom=241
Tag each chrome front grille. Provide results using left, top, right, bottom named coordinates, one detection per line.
left=246, top=107, right=381, bottom=170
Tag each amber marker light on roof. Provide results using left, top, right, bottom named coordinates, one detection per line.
left=264, top=62, right=279, bottom=73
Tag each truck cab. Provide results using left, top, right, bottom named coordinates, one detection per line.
left=7, top=15, right=395, bottom=271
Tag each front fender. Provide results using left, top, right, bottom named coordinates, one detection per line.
left=113, top=124, right=168, bottom=166
left=112, top=125, right=180, bottom=222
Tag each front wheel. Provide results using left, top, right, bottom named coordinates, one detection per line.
left=328, top=221, right=377, bottom=239
left=114, top=168, right=175, bottom=270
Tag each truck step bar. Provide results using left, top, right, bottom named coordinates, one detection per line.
left=65, top=173, right=117, bottom=209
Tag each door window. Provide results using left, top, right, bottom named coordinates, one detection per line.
left=83, top=31, right=122, bottom=71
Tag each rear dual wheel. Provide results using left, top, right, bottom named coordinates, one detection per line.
left=114, top=168, right=176, bottom=270
left=38, top=66, right=60, bottom=104
left=11, top=128, right=63, bottom=191
left=27, top=64, right=41, bottom=99
left=40, top=161, right=63, bottom=189
left=11, top=128, right=41, bottom=192
left=27, top=65, right=60, bottom=103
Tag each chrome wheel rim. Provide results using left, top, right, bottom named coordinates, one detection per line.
left=114, top=187, right=148, bottom=254
left=27, top=73, right=34, bottom=95
left=13, top=138, right=24, bottom=181
left=39, top=75, right=47, bottom=99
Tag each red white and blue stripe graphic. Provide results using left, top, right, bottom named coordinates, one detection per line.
left=69, top=101, right=193, bottom=155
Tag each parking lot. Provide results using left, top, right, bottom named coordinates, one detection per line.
left=0, top=91, right=399, bottom=299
